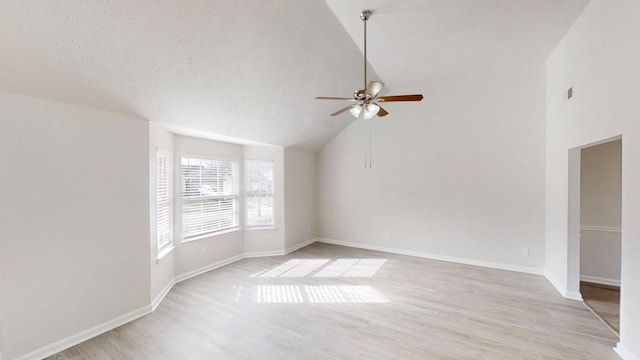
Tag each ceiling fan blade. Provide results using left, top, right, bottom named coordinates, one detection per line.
left=330, top=105, right=355, bottom=116
left=377, top=106, right=389, bottom=117
left=365, top=81, right=385, bottom=98
left=378, top=94, right=424, bottom=102
left=315, top=96, right=355, bottom=101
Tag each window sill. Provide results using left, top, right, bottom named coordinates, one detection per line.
left=182, top=228, right=241, bottom=243
left=245, top=226, right=277, bottom=232
left=157, top=245, right=175, bottom=261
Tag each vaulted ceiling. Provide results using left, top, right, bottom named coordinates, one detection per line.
left=0, top=0, right=589, bottom=149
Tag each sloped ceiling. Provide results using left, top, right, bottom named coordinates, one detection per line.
left=0, top=0, right=588, bottom=149
left=327, top=0, right=590, bottom=90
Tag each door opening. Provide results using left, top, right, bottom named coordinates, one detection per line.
left=578, top=138, right=622, bottom=335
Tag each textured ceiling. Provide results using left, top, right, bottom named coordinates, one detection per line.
left=0, top=0, right=368, bottom=149
left=326, top=0, right=590, bottom=90
left=0, top=0, right=589, bottom=149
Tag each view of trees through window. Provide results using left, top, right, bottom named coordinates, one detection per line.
left=246, top=160, right=274, bottom=227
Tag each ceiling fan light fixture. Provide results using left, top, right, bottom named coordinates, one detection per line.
left=350, top=105, right=362, bottom=117
left=363, top=103, right=380, bottom=120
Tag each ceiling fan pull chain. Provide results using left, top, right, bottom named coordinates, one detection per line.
left=369, top=118, right=373, bottom=168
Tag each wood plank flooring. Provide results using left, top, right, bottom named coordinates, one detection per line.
left=581, top=282, right=620, bottom=334
left=49, top=243, right=619, bottom=359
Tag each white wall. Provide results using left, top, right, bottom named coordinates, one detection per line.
left=318, top=63, right=546, bottom=271
left=243, top=145, right=285, bottom=255
left=149, top=123, right=176, bottom=302
left=545, top=0, right=640, bottom=358
left=173, top=135, right=245, bottom=277
left=284, top=148, right=317, bottom=251
left=0, top=91, right=150, bottom=360
left=580, top=140, right=621, bottom=285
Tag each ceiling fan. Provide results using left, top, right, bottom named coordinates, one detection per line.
left=315, top=10, right=423, bottom=119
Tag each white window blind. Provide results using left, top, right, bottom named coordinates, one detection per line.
left=156, top=151, right=172, bottom=249
left=246, top=160, right=274, bottom=228
left=181, top=157, right=239, bottom=239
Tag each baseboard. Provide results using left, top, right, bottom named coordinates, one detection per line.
left=285, top=238, right=317, bottom=254
left=581, top=275, right=620, bottom=287
left=244, top=250, right=286, bottom=258
left=565, top=291, right=583, bottom=301
left=174, top=254, right=245, bottom=283
left=151, top=278, right=176, bottom=311
left=544, top=270, right=566, bottom=296
left=543, top=271, right=584, bottom=301
left=316, top=238, right=544, bottom=275
left=14, top=305, right=152, bottom=360
left=615, top=343, right=640, bottom=360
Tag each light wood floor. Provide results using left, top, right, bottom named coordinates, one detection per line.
left=49, top=243, right=619, bottom=359
left=581, top=282, right=620, bottom=334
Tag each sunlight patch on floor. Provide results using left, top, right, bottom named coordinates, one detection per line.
left=255, top=285, right=389, bottom=304
left=314, top=259, right=387, bottom=277
left=252, top=258, right=387, bottom=278
left=259, top=259, right=330, bottom=278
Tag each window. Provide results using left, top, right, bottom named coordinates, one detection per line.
left=156, top=150, right=173, bottom=250
left=246, top=160, right=274, bottom=228
left=181, top=157, right=239, bottom=239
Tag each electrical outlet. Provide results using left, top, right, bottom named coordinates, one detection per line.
left=521, top=247, right=529, bottom=256
left=307, top=226, right=311, bottom=234
left=201, top=246, right=207, bottom=255
left=384, top=231, right=391, bottom=239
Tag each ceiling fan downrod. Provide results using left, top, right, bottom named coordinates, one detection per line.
left=361, top=10, right=371, bottom=90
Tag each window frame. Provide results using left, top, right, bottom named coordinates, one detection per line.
left=245, top=159, right=276, bottom=230
left=155, top=149, right=173, bottom=254
left=180, top=155, right=240, bottom=241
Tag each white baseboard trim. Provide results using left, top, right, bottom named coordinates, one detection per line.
left=175, top=254, right=245, bottom=283
left=316, top=238, right=543, bottom=275
left=14, top=305, right=152, bottom=360
left=543, top=271, right=583, bottom=301
left=244, top=250, right=286, bottom=258
left=581, top=275, right=620, bottom=287
left=544, top=271, right=566, bottom=296
left=285, top=238, right=317, bottom=254
left=615, top=343, right=640, bottom=360
left=151, top=278, right=176, bottom=311
left=565, top=291, right=583, bottom=301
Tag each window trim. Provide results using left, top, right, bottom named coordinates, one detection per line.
left=155, top=149, right=174, bottom=254
left=245, top=159, right=275, bottom=230
left=180, top=155, right=240, bottom=241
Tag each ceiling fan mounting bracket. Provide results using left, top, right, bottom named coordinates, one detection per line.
left=360, top=10, right=372, bottom=21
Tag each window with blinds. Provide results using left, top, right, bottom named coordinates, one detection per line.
left=156, top=151, right=173, bottom=250
left=246, top=160, right=274, bottom=228
left=181, top=157, right=239, bottom=239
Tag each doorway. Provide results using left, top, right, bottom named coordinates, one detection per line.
left=578, top=139, right=622, bottom=335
